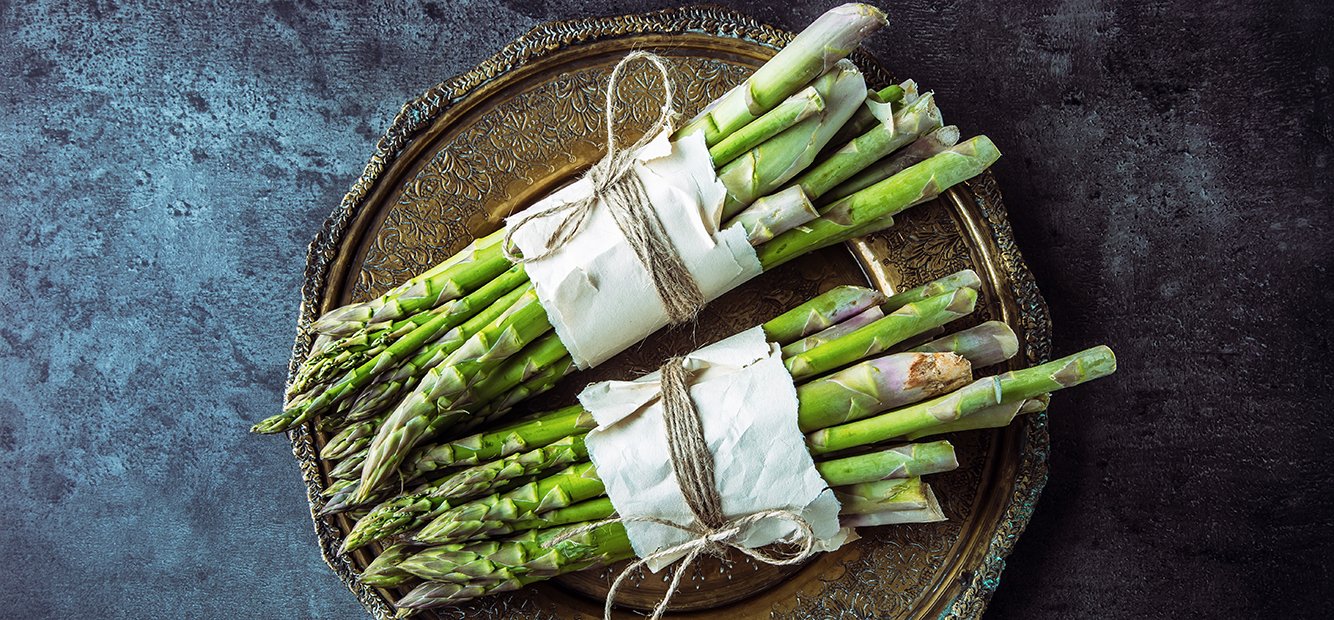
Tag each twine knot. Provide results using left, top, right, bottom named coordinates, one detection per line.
left=501, top=51, right=706, bottom=324
left=546, top=356, right=819, bottom=620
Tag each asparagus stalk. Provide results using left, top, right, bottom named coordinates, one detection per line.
left=321, top=414, right=383, bottom=460
left=408, top=405, right=594, bottom=473
left=452, top=355, right=574, bottom=435
left=328, top=452, right=366, bottom=481
left=901, top=395, right=1049, bottom=440
left=832, top=476, right=936, bottom=516
left=807, top=346, right=1118, bottom=454
left=756, top=136, right=1002, bottom=270
left=823, top=82, right=913, bottom=153
left=361, top=542, right=418, bottom=588
left=342, top=435, right=590, bottom=552
left=354, top=287, right=556, bottom=502
left=709, top=87, right=825, bottom=167
left=412, top=462, right=606, bottom=544
left=785, top=288, right=978, bottom=380
left=781, top=306, right=883, bottom=357
left=731, top=186, right=821, bottom=245
left=674, top=3, right=887, bottom=146
left=253, top=266, right=531, bottom=434
left=312, top=229, right=511, bottom=336
left=881, top=269, right=981, bottom=313
left=795, top=352, right=973, bottom=432
left=717, top=59, right=867, bottom=218
left=910, top=320, right=1018, bottom=368
left=760, top=285, right=886, bottom=344
left=354, top=284, right=888, bottom=497
left=814, top=440, right=957, bottom=484
left=388, top=456, right=952, bottom=611
left=839, top=479, right=945, bottom=527
left=409, top=439, right=956, bottom=546
left=823, top=124, right=961, bottom=204
left=787, top=92, right=943, bottom=201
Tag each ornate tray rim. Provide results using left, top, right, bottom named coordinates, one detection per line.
left=284, top=5, right=1052, bottom=619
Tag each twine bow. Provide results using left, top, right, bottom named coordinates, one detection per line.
left=546, top=356, right=819, bottom=620
left=501, top=51, right=706, bottom=325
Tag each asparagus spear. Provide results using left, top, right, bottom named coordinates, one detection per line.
left=823, top=124, right=961, bottom=204
left=823, top=82, right=912, bottom=154
left=785, top=288, right=978, bottom=380
left=406, top=405, right=595, bottom=473
left=795, top=352, right=973, bottom=432
left=833, top=476, right=936, bottom=516
left=756, top=136, right=1002, bottom=270
left=760, top=285, right=886, bottom=344
left=881, top=269, right=981, bottom=313
left=328, top=452, right=366, bottom=481
left=781, top=306, right=883, bottom=357
left=360, top=542, right=418, bottom=588
left=252, top=266, right=531, bottom=434
left=807, top=346, right=1117, bottom=454
left=411, top=435, right=957, bottom=546
left=717, top=59, right=867, bottom=218
left=412, top=462, right=605, bottom=544
left=814, top=440, right=957, bottom=483
left=709, top=87, right=825, bottom=167
left=787, top=92, right=943, bottom=201
left=910, top=320, right=1018, bottom=368
left=389, top=456, right=950, bottom=611
left=321, top=414, right=383, bottom=460
left=452, top=355, right=574, bottom=435
left=901, top=395, right=1049, bottom=440
left=675, top=3, right=887, bottom=146
left=342, top=435, right=590, bottom=552
left=312, top=229, right=511, bottom=336
left=839, top=478, right=945, bottom=527
left=730, top=186, right=821, bottom=245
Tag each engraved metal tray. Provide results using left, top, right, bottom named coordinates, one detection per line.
left=284, top=5, right=1052, bottom=619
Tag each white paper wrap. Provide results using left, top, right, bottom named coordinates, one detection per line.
left=505, top=128, right=763, bottom=369
left=579, top=327, right=852, bottom=571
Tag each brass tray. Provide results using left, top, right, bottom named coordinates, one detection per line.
left=285, top=5, right=1053, bottom=619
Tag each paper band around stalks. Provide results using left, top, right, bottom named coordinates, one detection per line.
left=503, top=52, right=775, bottom=369
left=566, top=327, right=849, bottom=620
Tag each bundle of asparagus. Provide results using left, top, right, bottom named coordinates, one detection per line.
left=331, top=275, right=1115, bottom=614
left=254, top=4, right=1005, bottom=517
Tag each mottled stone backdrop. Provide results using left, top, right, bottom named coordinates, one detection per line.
left=0, top=1, right=1329, bottom=618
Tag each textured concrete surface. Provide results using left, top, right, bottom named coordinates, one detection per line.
left=0, top=1, right=1329, bottom=618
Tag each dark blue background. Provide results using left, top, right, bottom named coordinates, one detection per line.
left=1, top=1, right=1329, bottom=618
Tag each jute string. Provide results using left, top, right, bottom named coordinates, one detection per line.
left=502, top=52, right=706, bottom=324
left=546, top=356, right=819, bottom=620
